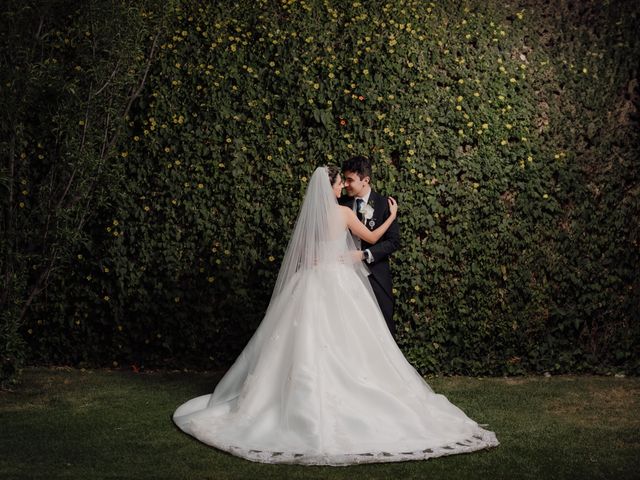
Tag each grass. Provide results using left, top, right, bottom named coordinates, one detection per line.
left=0, top=368, right=638, bottom=479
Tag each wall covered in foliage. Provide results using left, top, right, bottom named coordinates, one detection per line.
left=2, top=0, right=638, bottom=385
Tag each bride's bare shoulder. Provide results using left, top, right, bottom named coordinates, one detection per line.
left=338, top=205, right=353, bottom=217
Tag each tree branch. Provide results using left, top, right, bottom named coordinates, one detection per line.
left=94, top=60, right=121, bottom=97
left=120, top=32, right=159, bottom=132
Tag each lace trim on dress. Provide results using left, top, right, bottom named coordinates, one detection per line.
left=215, top=429, right=499, bottom=466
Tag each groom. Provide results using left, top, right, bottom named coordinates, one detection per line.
left=339, top=156, right=400, bottom=336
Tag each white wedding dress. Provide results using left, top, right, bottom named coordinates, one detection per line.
left=173, top=168, right=498, bottom=465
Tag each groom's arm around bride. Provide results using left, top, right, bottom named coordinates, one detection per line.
left=339, top=156, right=400, bottom=336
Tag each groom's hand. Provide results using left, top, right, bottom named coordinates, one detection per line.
left=350, top=251, right=365, bottom=263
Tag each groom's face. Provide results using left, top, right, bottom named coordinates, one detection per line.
left=343, top=170, right=370, bottom=198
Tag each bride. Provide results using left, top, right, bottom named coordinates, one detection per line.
left=173, top=166, right=499, bottom=465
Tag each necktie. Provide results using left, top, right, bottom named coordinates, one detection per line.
left=356, top=198, right=364, bottom=221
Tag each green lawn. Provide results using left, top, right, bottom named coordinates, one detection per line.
left=0, top=368, right=638, bottom=479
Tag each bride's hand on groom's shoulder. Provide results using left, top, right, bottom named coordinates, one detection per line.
left=387, top=197, right=398, bottom=218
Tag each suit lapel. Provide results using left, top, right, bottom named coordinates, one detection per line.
left=342, top=192, right=384, bottom=231
left=364, top=191, right=384, bottom=231
left=340, top=195, right=357, bottom=210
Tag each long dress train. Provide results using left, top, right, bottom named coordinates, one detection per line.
left=173, top=168, right=498, bottom=465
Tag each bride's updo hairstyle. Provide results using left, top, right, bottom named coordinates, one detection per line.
left=325, top=164, right=341, bottom=185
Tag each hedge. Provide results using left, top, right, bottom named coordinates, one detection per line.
left=1, top=0, right=638, bottom=385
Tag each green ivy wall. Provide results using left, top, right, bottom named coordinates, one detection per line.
left=2, top=0, right=638, bottom=384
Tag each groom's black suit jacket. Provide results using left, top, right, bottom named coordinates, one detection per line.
left=339, top=190, right=400, bottom=335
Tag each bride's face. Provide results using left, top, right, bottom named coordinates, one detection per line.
left=332, top=175, right=344, bottom=198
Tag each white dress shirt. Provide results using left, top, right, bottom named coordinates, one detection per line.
left=353, top=192, right=374, bottom=264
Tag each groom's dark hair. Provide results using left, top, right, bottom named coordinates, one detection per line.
left=342, top=156, right=372, bottom=180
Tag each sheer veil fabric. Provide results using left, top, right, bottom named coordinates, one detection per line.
left=173, top=167, right=499, bottom=465
left=270, top=165, right=368, bottom=299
